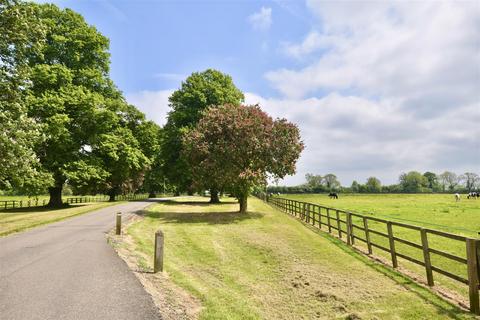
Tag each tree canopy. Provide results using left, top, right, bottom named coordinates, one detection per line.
left=183, top=104, right=304, bottom=212
left=0, top=0, right=52, bottom=193
left=1, top=1, right=155, bottom=205
left=162, top=69, right=244, bottom=200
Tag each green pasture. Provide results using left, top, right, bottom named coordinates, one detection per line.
left=0, top=202, right=118, bottom=236
left=278, top=193, right=480, bottom=300
left=0, top=195, right=52, bottom=202
left=125, top=196, right=473, bottom=319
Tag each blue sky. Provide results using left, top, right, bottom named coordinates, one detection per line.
left=55, top=0, right=313, bottom=97
left=36, top=0, right=480, bottom=186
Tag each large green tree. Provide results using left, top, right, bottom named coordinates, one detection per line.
left=162, top=69, right=244, bottom=201
left=22, top=3, right=116, bottom=206
left=399, top=171, right=427, bottom=193
left=183, top=104, right=304, bottom=213
left=423, top=172, right=438, bottom=190
left=0, top=0, right=53, bottom=193
left=323, top=174, right=341, bottom=191
left=11, top=2, right=151, bottom=206
left=365, top=177, right=382, bottom=193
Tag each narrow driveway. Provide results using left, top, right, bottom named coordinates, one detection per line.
left=0, top=200, right=162, bottom=320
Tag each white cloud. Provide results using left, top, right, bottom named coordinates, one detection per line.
left=246, top=92, right=480, bottom=186
left=126, top=90, right=173, bottom=126
left=282, top=32, right=336, bottom=59
left=260, top=1, right=480, bottom=185
left=248, top=7, right=272, bottom=31
left=268, top=1, right=480, bottom=111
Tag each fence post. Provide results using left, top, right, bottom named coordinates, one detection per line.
left=420, top=228, right=434, bottom=286
left=336, top=210, right=341, bottom=238
left=350, top=215, right=355, bottom=245
left=115, top=212, right=122, bottom=235
left=363, top=217, right=372, bottom=254
left=466, top=238, right=480, bottom=314
left=346, top=212, right=352, bottom=245
left=387, top=222, right=398, bottom=268
left=326, top=208, right=332, bottom=233
left=318, top=207, right=322, bottom=228
left=154, top=230, right=164, bottom=273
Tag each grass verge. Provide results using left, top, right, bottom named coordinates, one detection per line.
left=0, top=201, right=119, bottom=236
left=123, top=196, right=475, bottom=320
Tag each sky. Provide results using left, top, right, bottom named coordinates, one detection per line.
left=35, top=0, right=480, bottom=186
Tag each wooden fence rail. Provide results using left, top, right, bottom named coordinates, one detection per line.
left=65, top=194, right=149, bottom=204
left=0, top=199, right=48, bottom=210
left=266, top=196, right=480, bottom=314
left=0, top=194, right=150, bottom=211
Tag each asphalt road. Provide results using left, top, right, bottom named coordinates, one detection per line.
left=0, top=200, right=162, bottom=320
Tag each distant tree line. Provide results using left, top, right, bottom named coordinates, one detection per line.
left=268, top=171, right=480, bottom=194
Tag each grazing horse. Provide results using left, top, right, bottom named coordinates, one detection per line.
left=467, top=192, right=479, bottom=199
left=329, top=192, right=338, bottom=199
left=455, top=193, right=461, bottom=202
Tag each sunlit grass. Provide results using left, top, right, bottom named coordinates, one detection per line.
left=280, top=193, right=480, bottom=299
left=125, top=196, right=473, bottom=319
left=0, top=202, right=118, bottom=236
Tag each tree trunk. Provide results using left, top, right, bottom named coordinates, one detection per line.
left=108, top=190, right=116, bottom=202
left=239, top=196, right=247, bottom=213
left=48, top=185, right=63, bottom=207
left=148, top=192, right=156, bottom=198
left=210, top=189, right=220, bottom=203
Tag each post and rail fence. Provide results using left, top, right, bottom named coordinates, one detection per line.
left=0, top=199, right=48, bottom=210
left=0, top=194, right=150, bottom=211
left=266, top=196, right=480, bottom=314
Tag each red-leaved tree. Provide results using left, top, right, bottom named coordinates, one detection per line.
left=183, top=104, right=304, bottom=213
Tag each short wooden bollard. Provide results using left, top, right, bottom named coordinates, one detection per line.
left=154, top=230, right=164, bottom=273
left=115, top=212, right=122, bottom=235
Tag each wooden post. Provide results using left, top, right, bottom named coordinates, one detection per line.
left=326, top=208, right=332, bottom=233
left=318, top=207, right=322, bottom=228
left=306, top=203, right=309, bottom=223
left=350, top=215, right=355, bottom=245
left=336, top=210, right=342, bottom=238
left=363, top=217, right=372, bottom=254
left=154, top=230, right=164, bottom=273
left=115, top=212, right=122, bottom=235
left=420, top=229, right=434, bottom=286
left=387, top=222, right=398, bottom=268
left=466, top=238, right=480, bottom=314
left=346, top=212, right=352, bottom=245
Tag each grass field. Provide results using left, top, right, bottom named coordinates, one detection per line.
left=124, top=196, right=474, bottom=319
left=0, top=195, right=51, bottom=202
left=0, top=202, right=118, bottom=236
left=279, top=193, right=480, bottom=300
